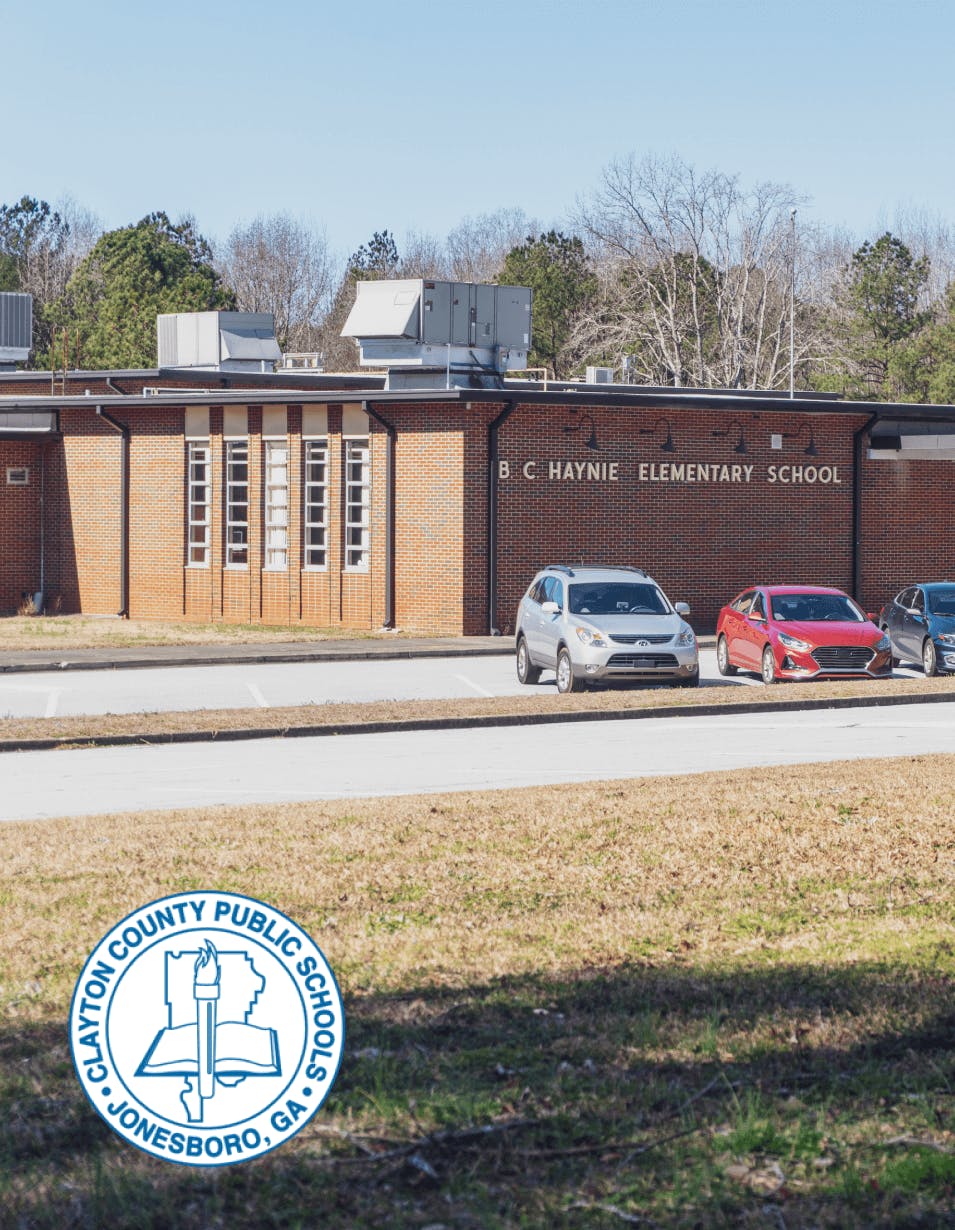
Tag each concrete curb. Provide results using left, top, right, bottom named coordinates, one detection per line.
left=0, top=642, right=514, bottom=674
left=2, top=685, right=951, bottom=755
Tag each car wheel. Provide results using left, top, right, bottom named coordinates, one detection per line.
left=556, top=648, right=585, bottom=694
left=516, top=636, right=542, bottom=685
left=923, top=638, right=939, bottom=677
left=716, top=635, right=737, bottom=676
left=761, top=644, right=778, bottom=685
left=673, top=669, right=700, bottom=688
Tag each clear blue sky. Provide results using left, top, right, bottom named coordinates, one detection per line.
left=7, top=0, right=954, bottom=259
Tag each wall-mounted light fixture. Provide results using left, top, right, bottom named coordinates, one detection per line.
left=783, top=422, right=818, bottom=456
left=563, top=411, right=599, bottom=450
left=639, top=417, right=675, bottom=452
left=712, top=419, right=748, bottom=455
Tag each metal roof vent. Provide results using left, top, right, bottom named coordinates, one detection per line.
left=157, top=311, right=282, bottom=373
left=0, top=293, right=32, bottom=370
left=341, top=279, right=531, bottom=389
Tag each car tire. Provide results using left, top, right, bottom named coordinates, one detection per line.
left=556, top=648, right=585, bottom=694
left=674, top=669, right=700, bottom=688
left=716, top=635, right=737, bottom=676
left=516, top=636, right=542, bottom=685
left=761, top=644, right=778, bottom=685
left=923, top=638, right=939, bottom=677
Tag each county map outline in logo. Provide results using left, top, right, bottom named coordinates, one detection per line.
left=69, top=891, right=345, bottom=1166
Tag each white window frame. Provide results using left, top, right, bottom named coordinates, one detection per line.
left=344, top=437, right=370, bottom=571
left=264, top=440, right=289, bottom=571
left=225, top=440, right=249, bottom=568
left=303, top=439, right=328, bottom=570
left=186, top=441, right=210, bottom=567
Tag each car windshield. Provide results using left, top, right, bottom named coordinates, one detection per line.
left=770, top=593, right=864, bottom=622
left=568, top=582, right=669, bottom=616
left=928, top=587, right=955, bottom=616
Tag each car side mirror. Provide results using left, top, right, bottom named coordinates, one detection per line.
left=674, top=602, right=691, bottom=617
left=748, top=612, right=765, bottom=623
left=907, top=607, right=923, bottom=618
left=541, top=600, right=559, bottom=615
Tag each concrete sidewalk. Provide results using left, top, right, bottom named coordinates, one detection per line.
left=0, top=635, right=516, bottom=674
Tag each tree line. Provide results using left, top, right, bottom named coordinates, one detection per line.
left=3, top=154, right=955, bottom=402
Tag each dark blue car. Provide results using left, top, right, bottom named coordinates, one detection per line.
left=879, top=583, right=955, bottom=675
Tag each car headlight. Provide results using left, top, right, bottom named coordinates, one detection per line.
left=778, top=632, right=811, bottom=652
left=675, top=624, right=696, bottom=648
left=874, top=634, right=891, bottom=652
left=937, top=633, right=955, bottom=646
left=574, top=625, right=608, bottom=647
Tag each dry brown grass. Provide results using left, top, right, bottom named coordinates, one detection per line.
left=0, top=613, right=405, bottom=650
left=4, top=755, right=954, bottom=1008
left=4, top=758, right=955, bottom=1227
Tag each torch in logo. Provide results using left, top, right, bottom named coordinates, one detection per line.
left=194, top=940, right=220, bottom=1106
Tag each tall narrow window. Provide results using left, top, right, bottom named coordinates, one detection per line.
left=187, top=441, right=210, bottom=566
left=304, top=440, right=328, bottom=568
left=226, top=440, right=249, bottom=566
left=264, top=441, right=289, bottom=570
left=344, top=438, right=370, bottom=570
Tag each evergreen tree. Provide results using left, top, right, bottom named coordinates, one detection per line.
left=844, top=232, right=929, bottom=398
left=499, top=231, right=595, bottom=378
left=48, top=212, right=234, bottom=369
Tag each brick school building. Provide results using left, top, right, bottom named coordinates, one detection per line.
left=1, top=367, right=953, bottom=634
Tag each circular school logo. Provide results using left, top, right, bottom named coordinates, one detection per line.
left=69, top=891, right=345, bottom=1166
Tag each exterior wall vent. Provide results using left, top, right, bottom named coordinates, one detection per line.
left=0, top=293, right=32, bottom=369
left=6, top=466, right=29, bottom=485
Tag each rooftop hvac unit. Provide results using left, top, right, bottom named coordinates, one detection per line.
left=157, top=311, right=282, bottom=373
left=341, top=279, right=531, bottom=388
left=585, top=365, right=614, bottom=384
left=0, top=293, right=32, bottom=369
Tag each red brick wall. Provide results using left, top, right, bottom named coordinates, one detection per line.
left=859, top=456, right=955, bottom=615
left=0, top=442, right=43, bottom=612
left=6, top=394, right=955, bottom=636
left=490, top=404, right=867, bottom=635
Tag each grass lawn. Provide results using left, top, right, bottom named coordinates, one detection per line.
left=3, top=757, right=955, bottom=1226
left=0, top=614, right=404, bottom=650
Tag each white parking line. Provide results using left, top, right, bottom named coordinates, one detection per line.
left=452, top=673, right=495, bottom=697
left=246, top=683, right=269, bottom=708
left=0, top=683, right=63, bottom=716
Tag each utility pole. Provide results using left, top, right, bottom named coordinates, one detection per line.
left=789, top=209, right=797, bottom=399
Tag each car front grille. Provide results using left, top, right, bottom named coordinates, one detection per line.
left=607, top=652, right=680, bottom=669
left=609, top=633, right=674, bottom=645
left=810, top=646, right=875, bottom=670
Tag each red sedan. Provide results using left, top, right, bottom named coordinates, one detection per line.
left=716, top=585, right=893, bottom=684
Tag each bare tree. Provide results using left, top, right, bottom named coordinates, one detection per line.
left=446, top=207, right=539, bottom=284
left=216, top=214, right=335, bottom=352
left=398, top=230, right=449, bottom=279
left=572, top=154, right=812, bottom=389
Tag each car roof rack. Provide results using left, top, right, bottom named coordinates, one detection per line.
left=546, top=564, right=649, bottom=578
left=577, top=564, right=649, bottom=577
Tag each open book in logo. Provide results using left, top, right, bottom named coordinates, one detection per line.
left=136, top=941, right=281, bottom=1123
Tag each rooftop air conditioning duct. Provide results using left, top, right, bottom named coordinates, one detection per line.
left=0, top=293, right=32, bottom=370
left=341, top=279, right=532, bottom=389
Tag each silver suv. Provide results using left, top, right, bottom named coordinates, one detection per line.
left=515, top=565, right=699, bottom=693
